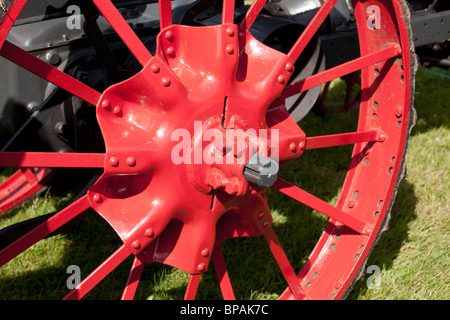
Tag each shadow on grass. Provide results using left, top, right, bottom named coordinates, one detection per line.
left=346, top=179, right=418, bottom=299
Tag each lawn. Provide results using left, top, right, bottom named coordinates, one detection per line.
left=0, top=66, right=448, bottom=300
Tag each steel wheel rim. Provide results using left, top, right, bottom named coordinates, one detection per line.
left=0, top=0, right=415, bottom=300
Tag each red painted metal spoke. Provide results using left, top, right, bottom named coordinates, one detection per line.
left=184, top=274, right=202, bottom=300
left=306, top=130, right=382, bottom=150
left=0, top=195, right=91, bottom=268
left=159, top=0, right=173, bottom=30
left=272, top=178, right=369, bottom=235
left=0, top=0, right=28, bottom=49
left=121, top=257, right=145, bottom=300
left=212, top=245, right=236, bottom=300
left=239, top=0, right=267, bottom=30
left=92, top=0, right=152, bottom=66
left=263, top=226, right=306, bottom=300
left=287, top=0, right=338, bottom=62
left=0, top=41, right=101, bottom=106
left=63, top=245, right=132, bottom=300
left=222, top=0, right=236, bottom=24
left=282, top=44, right=401, bottom=98
left=0, top=152, right=105, bottom=168
left=0, top=168, right=54, bottom=214
left=20, top=167, right=37, bottom=184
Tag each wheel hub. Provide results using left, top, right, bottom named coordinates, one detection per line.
left=87, top=24, right=302, bottom=274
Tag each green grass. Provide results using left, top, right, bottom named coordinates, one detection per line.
left=0, top=66, right=448, bottom=300
left=347, top=66, right=450, bottom=300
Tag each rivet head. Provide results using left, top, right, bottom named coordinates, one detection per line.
left=378, top=133, right=386, bottom=142
left=298, top=140, right=305, bottom=150
left=113, top=105, right=122, bottom=115
left=258, top=212, right=265, bottom=220
left=93, top=193, right=102, bottom=203
left=263, top=221, right=270, bottom=228
left=197, top=263, right=206, bottom=272
left=348, top=200, right=356, bottom=208
left=289, top=142, right=297, bottom=152
left=101, top=100, right=110, bottom=109
left=165, top=30, right=173, bottom=41
left=226, top=45, right=234, bottom=55
left=201, top=249, right=209, bottom=258
left=126, top=157, right=136, bottom=167
left=131, top=240, right=141, bottom=250
left=395, top=106, right=403, bottom=117
left=286, top=62, right=294, bottom=73
left=151, top=64, right=160, bottom=73
left=226, top=27, right=235, bottom=37
left=161, top=77, right=171, bottom=87
left=277, top=75, right=286, bottom=84
left=144, top=228, right=154, bottom=238
left=166, top=46, right=175, bottom=56
left=109, top=157, right=119, bottom=167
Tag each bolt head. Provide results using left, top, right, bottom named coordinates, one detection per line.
left=226, top=27, right=235, bottom=37
left=144, top=228, right=154, bottom=238
left=286, top=62, right=294, bottom=73
left=54, top=122, right=66, bottom=135
left=131, top=240, right=141, bottom=250
left=126, top=157, right=136, bottom=167
left=298, top=140, right=306, bottom=150
left=166, top=46, right=175, bottom=56
left=278, top=75, right=286, bottom=84
left=161, top=77, right=171, bottom=87
left=93, top=193, right=102, bottom=203
left=113, top=105, right=122, bottom=115
left=201, top=249, right=209, bottom=257
left=165, top=30, right=174, bottom=41
left=151, top=64, right=160, bottom=73
left=47, top=53, right=61, bottom=66
left=101, top=100, right=110, bottom=109
left=197, top=263, right=206, bottom=272
left=289, top=142, right=297, bottom=152
left=109, top=157, right=119, bottom=167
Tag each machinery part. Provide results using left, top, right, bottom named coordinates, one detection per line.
left=0, top=173, right=98, bottom=249
left=243, top=153, right=279, bottom=188
left=410, top=8, right=450, bottom=47
left=416, top=41, right=450, bottom=69
left=0, top=167, right=54, bottom=214
left=0, top=0, right=416, bottom=300
left=199, top=10, right=326, bottom=122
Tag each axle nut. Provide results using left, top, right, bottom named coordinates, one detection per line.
left=243, top=153, right=279, bottom=188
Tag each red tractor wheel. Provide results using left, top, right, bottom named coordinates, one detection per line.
left=0, top=0, right=416, bottom=300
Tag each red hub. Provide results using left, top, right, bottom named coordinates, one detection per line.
left=88, top=24, right=305, bottom=275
